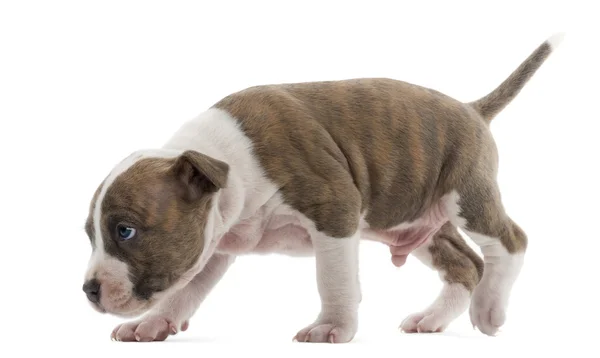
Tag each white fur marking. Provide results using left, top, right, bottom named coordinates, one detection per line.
left=462, top=229, right=524, bottom=335
left=312, top=232, right=361, bottom=308
left=150, top=254, right=235, bottom=329
left=547, top=32, right=565, bottom=50
left=400, top=284, right=471, bottom=333
left=293, top=231, right=361, bottom=342
left=162, top=108, right=280, bottom=264
left=442, top=190, right=467, bottom=228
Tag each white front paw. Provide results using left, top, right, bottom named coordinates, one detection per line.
left=293, top=319, right=357, bottom=343
left=293, top=308, right=358, bottom=343
left=111, top=316, right=189, bottom=342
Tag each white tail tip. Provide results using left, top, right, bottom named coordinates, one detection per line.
left=547, top=32, right=566, bottom=50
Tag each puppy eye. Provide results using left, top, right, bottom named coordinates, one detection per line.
left=116, top=224, right=137, bottom=241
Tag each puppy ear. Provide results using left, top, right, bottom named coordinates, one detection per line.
left=171, top=150, right=229, bottom=201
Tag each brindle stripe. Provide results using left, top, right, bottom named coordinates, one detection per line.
left=213, top=78, right=477, bottom=235
left=430, top=222, right=483, bottom=292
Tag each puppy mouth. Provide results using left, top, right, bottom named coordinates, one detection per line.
left=111, top=302, right=151, bottom=318
left=98, top=295, right=153, bottom=318
left=89, top=301, right=107, bottom=314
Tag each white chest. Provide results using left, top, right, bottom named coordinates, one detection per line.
left=215, top=201, right=314, bottom=257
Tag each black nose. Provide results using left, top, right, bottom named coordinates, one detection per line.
left=82, top=279, right=101, bottom=303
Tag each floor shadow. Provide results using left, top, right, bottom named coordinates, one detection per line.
left=419, top=330, right=487, bottom=340
left=160, top=335, right=221, bottom=343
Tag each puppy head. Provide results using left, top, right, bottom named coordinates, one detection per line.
left=82, top=149, right=229, bottom=317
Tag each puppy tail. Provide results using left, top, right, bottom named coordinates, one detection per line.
left=468, top=32, right=565, bottom=122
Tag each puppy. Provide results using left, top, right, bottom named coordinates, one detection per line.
left=82, top=33, right=563, bottom=343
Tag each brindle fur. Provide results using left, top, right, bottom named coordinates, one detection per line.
left=469, top=42, right=552, bottom=121
left=214, top=79, right=472, bottom=237
left=212, top=40, right=552, bottom=254
left=430, top=222, right=483, bottom=292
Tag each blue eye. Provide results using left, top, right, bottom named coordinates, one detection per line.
left=117, top=225, right=136, bottom=240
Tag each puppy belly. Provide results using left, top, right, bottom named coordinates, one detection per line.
left=217, top=198, right=449, bottom=260
left=254, top=224, right=313, bottom=256
left=361, top=201, right=449, bottom=267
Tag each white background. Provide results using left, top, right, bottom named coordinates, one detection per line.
left=1, top=0, right=597, bottom=357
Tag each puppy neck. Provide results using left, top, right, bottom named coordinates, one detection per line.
left=162, top=107, right=277, bottom=238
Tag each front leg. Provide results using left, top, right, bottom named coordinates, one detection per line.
left=112, top=253, right=235, bottom=342
left=294, top=232, right=361, bottom=343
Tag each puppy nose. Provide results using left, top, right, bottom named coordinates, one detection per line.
left=82, top=279, right=101, bottom=303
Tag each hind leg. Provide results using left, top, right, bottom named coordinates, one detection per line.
left=400, top=222, right=483, bottom=333
left=446, top=180, right=528, bottom=336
